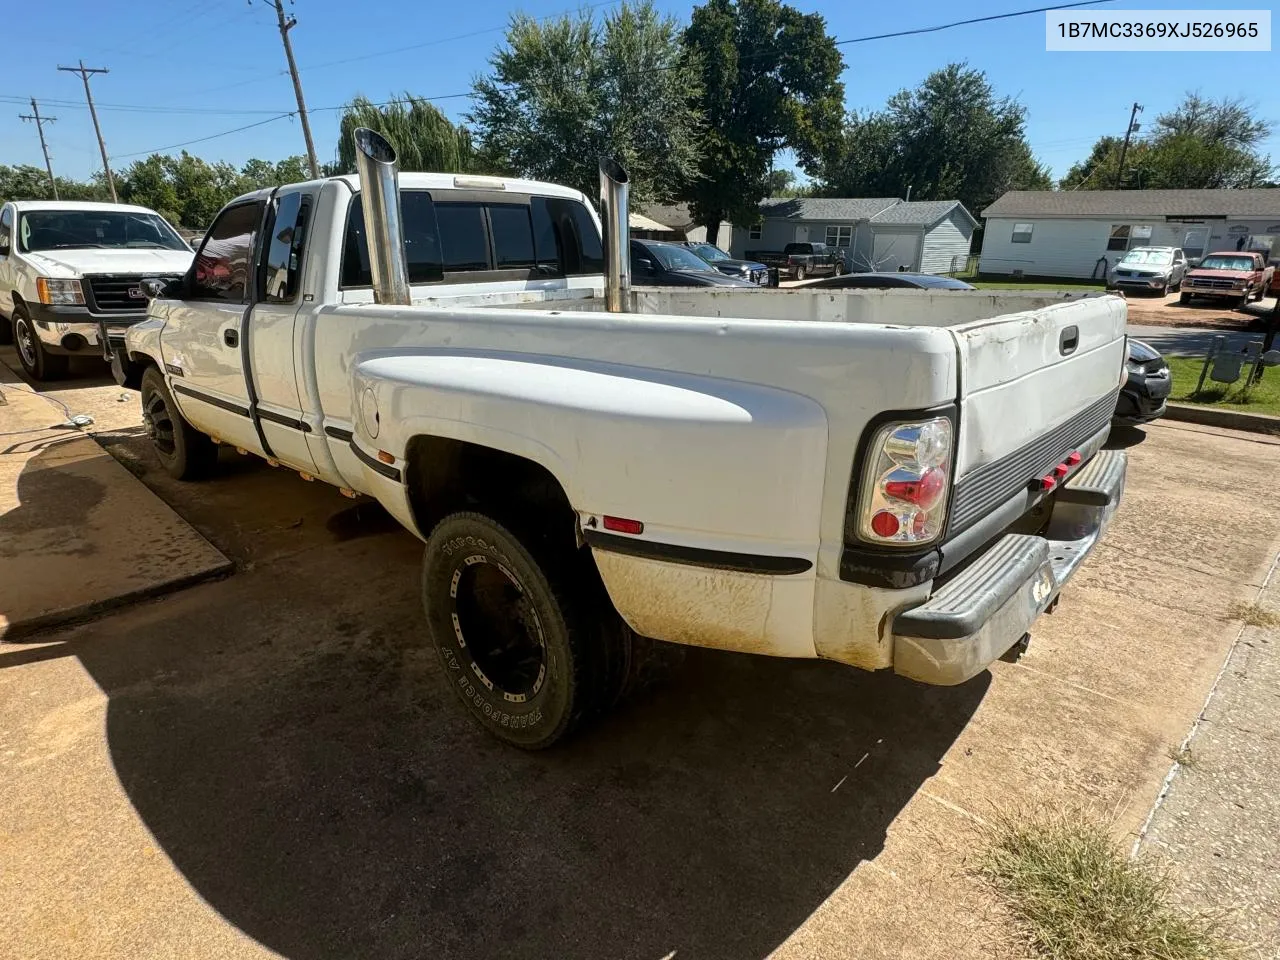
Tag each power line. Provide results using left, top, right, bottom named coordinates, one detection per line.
left=834, top=0, right=1118, bottom=45
left=45, top=0, right=1128, bottom=164
left=57, top=61, right=117, bottom=202
left=19, top=99, right=59, bottom=199
left=113, top=112, right=298, bottom=159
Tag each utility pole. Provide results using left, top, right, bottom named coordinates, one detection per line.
left=19, top=98, right=59, bottom=200
left=58, top=60, right=117, bottom=202
left=260, top=0, right=319, bottom=178
left=1114, top=101, right=1143, bottom=190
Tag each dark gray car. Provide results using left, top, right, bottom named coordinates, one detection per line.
left=630, top=240, right=758, bottom=288
left=679, top=242, right=769, bottom=285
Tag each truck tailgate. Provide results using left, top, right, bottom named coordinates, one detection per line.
left=948, top=296, right=1126, bottom=530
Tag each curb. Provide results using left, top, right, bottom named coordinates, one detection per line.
left=1163, top=401, right=1280, bottom=436
left=1, top=561, right=235, bottom=642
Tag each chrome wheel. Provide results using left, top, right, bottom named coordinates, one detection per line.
left=142, top=385, right=177, bottom=458
left=15, top=317, right=37, bottom=371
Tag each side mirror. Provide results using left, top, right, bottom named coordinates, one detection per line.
left=140, top=277, right=172, bottom=300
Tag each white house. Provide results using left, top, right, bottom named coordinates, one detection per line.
left=979, top=188, right=1280, bottom=280
left=727, top=197, right=977, bottom=273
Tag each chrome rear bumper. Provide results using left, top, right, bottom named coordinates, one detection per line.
left=891, top=449, right=1126, bottom=685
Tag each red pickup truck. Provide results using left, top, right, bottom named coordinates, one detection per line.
left=1179, top=251, right=1275, bottom=307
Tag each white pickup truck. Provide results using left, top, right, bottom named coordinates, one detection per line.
left=0, top=200, right=193, bottom=380
left=114, top=131, right=1128, bottom=749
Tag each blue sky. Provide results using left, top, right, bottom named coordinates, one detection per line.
left=2, top=0, right=1275, bottom=187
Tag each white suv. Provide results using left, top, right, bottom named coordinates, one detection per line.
left=0, top=200, right=193, bottom=380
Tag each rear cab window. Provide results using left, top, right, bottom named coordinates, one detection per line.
left=340, top=188, right=602, bottom=289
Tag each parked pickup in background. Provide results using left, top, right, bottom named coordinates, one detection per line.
left=1179, top=251, right=1274, bottom=307
left=747, top=241, right=845, bottom=281
left=0, top=200, right=192, bottom=381
left=113, top=132, right=1129, bottom=751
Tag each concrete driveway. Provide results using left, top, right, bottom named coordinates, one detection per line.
left=3, top=352, right=1280, bottom=960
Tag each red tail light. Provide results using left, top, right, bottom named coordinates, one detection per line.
left=858, top=416, right=954, bottom=546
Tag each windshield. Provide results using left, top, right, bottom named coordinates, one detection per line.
left=1121, top=249, right=1173, bottom=266
left=19, top=210, right=188, bottom=252
left=648, top=243, right=715, bottom=272
left=689, top=243, right=729, bottom=262
left=1198, top=255, right=1256, bottom=271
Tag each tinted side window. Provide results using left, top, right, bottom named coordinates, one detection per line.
left=530, top=199, right=560, bottom=274
left=191, top=202, right=260, bottom=302
left=489, top=204, right=537, bottom=269
left=435, top=202, right=489, bottom=271
left=0, top=206, right=11, bottom=255
left=537, top=197, right=603, bottom=277
left=341, top=191, right=443, bottom=287
left=263, top=193, right=311, bottom=303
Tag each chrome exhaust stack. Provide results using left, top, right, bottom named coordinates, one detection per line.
left=352, top=127, right=411, bottom=306
left=598, top=157, right=630, bottom=313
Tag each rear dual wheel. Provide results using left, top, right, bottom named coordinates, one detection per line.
left=422, top=511, right=651, bottom=749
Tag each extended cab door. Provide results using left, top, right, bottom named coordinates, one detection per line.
left=246, top=188, right=318, bottom=473
left=161, top=199, right=264, bottom=453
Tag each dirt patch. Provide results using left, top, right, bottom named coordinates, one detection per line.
left=1122, top=292, right=1275, bottom=330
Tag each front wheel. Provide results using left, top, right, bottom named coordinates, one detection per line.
left=13, top=305, right=69, bottom=381
left=794, top=265, right=807, bottom=282
left=139, top=366, right=218, bottom=480
left=1179, top=292, right=1192, bottom=305
left=422, top=511, right=628, bottom=749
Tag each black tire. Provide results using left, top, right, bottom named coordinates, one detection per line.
left=12, top=304, right=69, bottom=381
left=1179, top=292, right=1191, bottom=305
left=795, top=265, right=807, bottom=282
left=1172, top=277, right=1182, bottom=292
left=422, top=511, right=628, bottom=749
left=1252, top=285, right=1265, bottom=302
left=139, top=366, right=218, bottom=480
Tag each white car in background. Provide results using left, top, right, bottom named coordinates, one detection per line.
left=1106, top=246, right=1187, bottom=296
left=0, top=200, right=192, bottom=380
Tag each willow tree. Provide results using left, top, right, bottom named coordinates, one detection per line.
left=335, top=94, right=475, bottom=173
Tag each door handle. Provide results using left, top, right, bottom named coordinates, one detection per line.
left=224, top=328, right=239, bottom=348
left=1059, top=326, right=1079, bottom=356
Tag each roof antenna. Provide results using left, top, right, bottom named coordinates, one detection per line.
left=905, top=184, right=912, bottom=202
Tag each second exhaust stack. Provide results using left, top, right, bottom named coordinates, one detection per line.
left=599, top=157, right=630, bottom=313
left=352, top=127, right=412, bottom=306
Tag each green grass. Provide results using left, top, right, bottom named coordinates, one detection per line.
left=1166, top=355, right=1280, bottom=417
left=978, top=810, right=1240, bottom=960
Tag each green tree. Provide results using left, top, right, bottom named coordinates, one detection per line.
left=238, top=155, right=311, bottom=189
left=336, top=94, right=475, bottom=174
left=1060, top=94, right=1273, bottom=189
left=817, top=63, right=1049, bottom=216
left=0, top=164, right=111, bottom=203
left=470, top=0, right=702, bottom=205
left=680, top=0, right=844, bottom=243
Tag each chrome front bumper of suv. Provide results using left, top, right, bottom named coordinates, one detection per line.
left=891, top=448, right=1126, bottom=685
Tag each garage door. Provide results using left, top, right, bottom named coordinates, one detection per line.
left=872, top=231, right=920, bottom=271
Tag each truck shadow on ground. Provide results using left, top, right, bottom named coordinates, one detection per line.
left=2, top=421, right=989, bottom=960
left=48, top=524, right=988, bottom=960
